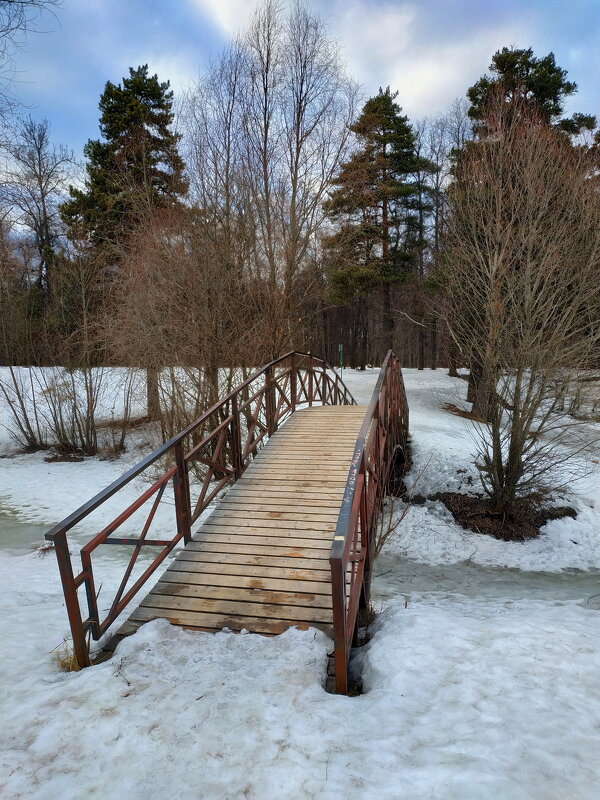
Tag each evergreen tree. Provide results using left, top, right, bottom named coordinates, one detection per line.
left=467, top=47, right=596, bottom=135
left=61, top=65, right=187, bottom=256
left=323, top=87, right=434, bottom=352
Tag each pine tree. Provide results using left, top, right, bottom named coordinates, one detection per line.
left=467, top=47, right=596, bottom=136
left=61, top=65, right=187, bottom=256
left=323, top=87, right=432, bottom=353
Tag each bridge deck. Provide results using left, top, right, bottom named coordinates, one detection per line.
left=116, top=405, right=367, bottom=641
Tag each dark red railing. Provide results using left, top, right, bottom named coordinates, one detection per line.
left=329, top=351, right=409, bottom=694
left=45, top=352, right=355, bottom=668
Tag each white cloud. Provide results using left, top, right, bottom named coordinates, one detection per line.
left=386, top=26, right=528, bottom=118
left=327, top=1, right=528, bottom=118
left=184, top=0, right=533, bottom=120
left=186, top=0, right=255, bottom=37
left=144, top=54, right=202, bottom=93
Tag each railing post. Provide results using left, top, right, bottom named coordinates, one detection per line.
left=334, top=372, right=341, bottom=405
left=174, top=441, right=192, bottom=544
left=330, top=556, right=348, bottom=694
left=359, top=464, right=372, bottom=610
left=230, top=394, right=243, bottom=478
left=322, top=360, right=328, bottom=405
left=308, top=356, right=314, bottom=407
left=53, top=533, right=90, bottom=668
left=265, top=365, right=276, bottom=435
left=290, top=353, right=297, bottom=413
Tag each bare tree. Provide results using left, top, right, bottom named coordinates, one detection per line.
left=183, top=0, right=358, bottom=355
left=1, top=115, right=74, bottom=292
left=444, top=92, right=600, bottom=514
left=0, top=1, right=61, bottom=113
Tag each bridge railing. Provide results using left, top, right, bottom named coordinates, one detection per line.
left=329, top=350, right=409, bottom=694
left=45, top=351, right=355, bottom=668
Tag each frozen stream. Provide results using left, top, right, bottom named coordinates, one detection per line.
left=0, top=507, right=49, bottom=555
left=373, top=552, right=600, bottom=610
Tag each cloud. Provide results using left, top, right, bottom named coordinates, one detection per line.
left=186, top=0, right=255, bottom=37
left=326, top=0, right=529, bottom=118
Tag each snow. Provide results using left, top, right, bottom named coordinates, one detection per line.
left=1, top=367, right=600, bottom=798
left=383, top=369, right=600, bottom=572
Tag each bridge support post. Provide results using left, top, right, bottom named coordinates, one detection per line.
left=265, top=366, right=276, bottom=436
left=174, top=441, right=192, bottom=544
left=53, top=533, right=91, bottom=668
left=231, top=394, right=243, bottom=478
left=330, top=556, right=348, bottom=694
left=290, top=353, right=297, bottom=413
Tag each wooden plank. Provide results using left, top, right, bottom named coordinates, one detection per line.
left=196, top=524, right=335, bottom=540
left=281, top=422, right=362, bottom=426
left=139, top=592, right=333, bottom=623
left=194, top=533, right=333, bottom=549
left=234, top=478, right=348, bottom=487
left=172, top=550, right=329, bottom=571
left=179, top=541, right=329, bottom=559
left=223, top=485, right=343, bottom=497
left=252, top=445, right=354, bottom=453
left=251, top=445, right=354, bottom=450
left=115, top=619, right=145, bottom=637
left=253, top=444, right=355, bottom=452
left=160, top=568, right=332, bottom=595
left=248, top=463, right=349, bottom=472
left=223, top=488, right=343, bottom=502
left=249, top=460, right=351, bottom=468
left=191, top=532, right=332, bottom=549
left=249, top=459, right=350, bottom=468
left=166, top=559, right=330, bottom=580
left=216, top=501, right=341, bottom=514
left=203, top=514, right=339, bottom=529
left=149, top=581, right=333, bottom=609
left=270, top=433, right=360, bottom=438
left=128, top=606, right=330, bottom=635
left=211, top=510, right=340, bottom=522
left=281, top=410, right=364, bottom=417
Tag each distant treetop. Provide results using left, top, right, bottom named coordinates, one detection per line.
left=467, top=46, right=596, bottom=136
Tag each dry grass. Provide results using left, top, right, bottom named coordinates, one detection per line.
left=31, top=541, right=54, bottom=558
left=442, top=402, right=487, bottom=423
left=50, top=638, right=86, bottom=672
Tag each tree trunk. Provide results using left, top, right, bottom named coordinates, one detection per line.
left=469, top=360, right=497, bottom=421
left=382, top=284, right=394, bottom=353
left=430, top=316, right=437, bottom=370
left=417, top=326, right=425, bottom=370
left=146, top=368, right=161, bottom=420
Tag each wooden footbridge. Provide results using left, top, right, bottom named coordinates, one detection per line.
left=46, top=352, right=408, bottom=693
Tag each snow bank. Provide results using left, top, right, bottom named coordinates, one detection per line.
left=390, top=369, right=600, bottom=572
left=2, top=575, right=599, bottom=800
left=1, top=366, right=599, bottom=799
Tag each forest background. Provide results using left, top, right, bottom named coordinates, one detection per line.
left=0, top=0, right=598, bottom=480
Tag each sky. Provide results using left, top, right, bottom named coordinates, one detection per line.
left=7, top=0, right=600, bottom=156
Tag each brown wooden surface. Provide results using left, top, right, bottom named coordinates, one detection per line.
left=117, top=405, right=366, bottom=639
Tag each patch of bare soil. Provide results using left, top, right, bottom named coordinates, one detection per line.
left=44, top=454, right=85, bottom=463
left=428, top=492, right=577, bottom=541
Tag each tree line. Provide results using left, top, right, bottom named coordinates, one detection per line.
left=2, top=4, right=595, bottom=380
left=0, top=0, right=599, bottom=522
left=3, top=12, right=597, bottom=379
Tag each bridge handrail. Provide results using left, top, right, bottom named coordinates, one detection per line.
left=45, top=351, right=356, bottom=668
left=329, top=350, right=409, bottom=693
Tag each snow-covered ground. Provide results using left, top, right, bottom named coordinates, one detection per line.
left=1, top=368, right=599, bottom=799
